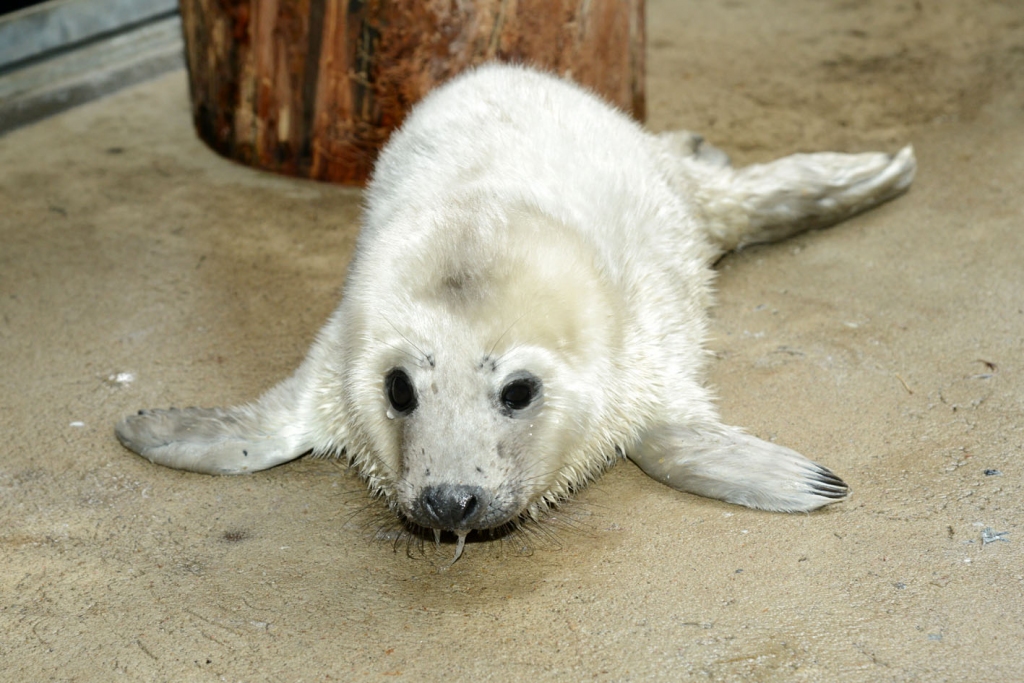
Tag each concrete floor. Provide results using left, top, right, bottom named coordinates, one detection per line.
left=2, top=1, right=1022, bottom=680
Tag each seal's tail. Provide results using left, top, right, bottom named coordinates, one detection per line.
left=657, top=131, right=916, bottom=253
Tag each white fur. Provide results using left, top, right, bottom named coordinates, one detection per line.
left=117, top=64, right=915, bottom=533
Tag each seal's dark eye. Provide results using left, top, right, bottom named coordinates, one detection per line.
left=501, top=376, right=539, bottom=412
left=385, top=369, right=417, bottom=414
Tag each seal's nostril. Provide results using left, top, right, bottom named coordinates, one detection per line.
left=462, top=494, right=478, bottom=519
left=423, top=489, right=442, bottom=518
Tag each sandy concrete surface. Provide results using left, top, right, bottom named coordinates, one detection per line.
left=2, top=1, right=1022, bottom=680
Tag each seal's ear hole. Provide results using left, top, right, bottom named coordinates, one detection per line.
left=385, top=368, right=417, bottom=415
left=500, top=374, right=541, bottom=413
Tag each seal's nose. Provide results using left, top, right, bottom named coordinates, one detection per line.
left=419, top=484, right=487, bottom=530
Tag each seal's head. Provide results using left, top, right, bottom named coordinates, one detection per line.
left=336, top=199, right=637, bottom=538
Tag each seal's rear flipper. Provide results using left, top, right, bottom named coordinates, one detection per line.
left=115, top=371, right=314, bottom=475
left=717, top=145, right=916, bottom=250
left=659, top=132, right=916, bottom=253
left=628, top=424, right=849, bottom=512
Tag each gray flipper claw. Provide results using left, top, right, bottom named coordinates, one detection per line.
left=807, top=466, right=850, bottom=499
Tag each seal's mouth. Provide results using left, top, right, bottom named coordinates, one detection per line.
left=425, top=519, right=540, bottom=566
left=394, top=520, right=523, bottom=568
left=399, top=484, right=529, bottom=565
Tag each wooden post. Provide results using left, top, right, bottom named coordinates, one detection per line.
left=179, top=0, right=645, bottom=185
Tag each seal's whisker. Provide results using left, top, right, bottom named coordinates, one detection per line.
left=493, top=342, right=525, bottom=369
left=382, top=316, right=432, bottom=367
left=486, top=313, right=527, bottom=360
left=377, top=338, right=425, bottom=367
left=509, top=511, right=567, bottom=552
left=518, top=465, right=563, bottom=484
left=360, top=452, right=398, bottom=479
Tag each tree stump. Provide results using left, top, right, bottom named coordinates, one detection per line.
left=179, top=0, right=645, bottom=185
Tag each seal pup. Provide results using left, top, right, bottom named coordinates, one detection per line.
left=116, top=64, right=915, bottom=561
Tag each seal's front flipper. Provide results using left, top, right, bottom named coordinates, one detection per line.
left=629, top=424, right=848, bottom=512
left=115, top=372, right=313, bottom=475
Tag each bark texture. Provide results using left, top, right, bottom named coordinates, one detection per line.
left=179, top=0, right=645, bottom=185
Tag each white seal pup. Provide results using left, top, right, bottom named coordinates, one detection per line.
left=116, top=64, right=915, bottom=558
